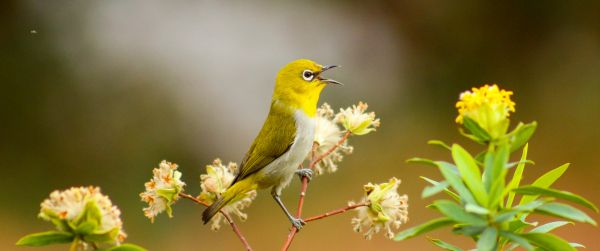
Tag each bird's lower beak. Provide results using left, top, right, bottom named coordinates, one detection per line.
left=318, top=65, right=343, bottom=85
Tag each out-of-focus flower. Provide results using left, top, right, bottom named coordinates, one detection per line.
left=351, top=177, right=409, bottom=240
left=198, top=159, right=256, bottom=231
left=312, top=103, right=353, bottom=175
left=455, top=84, right=516, bottom=138
left=140, top=160, right=185, bottom=222
left=39, top=186, right=126, bottom=244
left=335, top=102, right=380, bottom=136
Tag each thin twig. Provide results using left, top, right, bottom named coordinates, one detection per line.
left=179, top=193, right=253, bottom=251
left=281, top=131, right=352, bottom=251
left=303, top=202, right=369, bottom=223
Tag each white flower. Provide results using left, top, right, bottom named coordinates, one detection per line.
left=335, top=102, right=380, bottom=136
left=140, top=160, right=186, bottom=222
left=39, top=186, right=126, bottom=244
left=198, top=159, right=257, bottom=231
left=351, top=177, right=409, bottom=240
left=312, top=103, right=353, bottom=175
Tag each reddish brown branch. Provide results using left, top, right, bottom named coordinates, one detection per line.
left=303, top=202, right=369, bottom=223
left=179, top=193, right=253, bottom=251
left=281, top=131, right=352, bottom=251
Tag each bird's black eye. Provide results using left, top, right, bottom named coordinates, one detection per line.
left=302, top=70, right=314, bottom=81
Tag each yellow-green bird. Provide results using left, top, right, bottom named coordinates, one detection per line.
left=202, top=59, right=341, bottom=229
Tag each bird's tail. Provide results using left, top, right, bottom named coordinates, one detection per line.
left=202, top=178, right=257, bottom=224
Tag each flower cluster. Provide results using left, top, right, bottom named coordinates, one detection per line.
left=455, top=84, right=516, bottom=139
left=312, top=103, right=354, bottom=174
left=351, top=178, right=409, bottom=240
left=198, top=159, right=257, bottom=231
left=39, top=186, right=126, bottom=245
left=335, top=101, right=380, bottom=136
left=140, top=160, right=186, bottom=222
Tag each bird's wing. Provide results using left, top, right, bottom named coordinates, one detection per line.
left=231, top=104, right=297, bottom=184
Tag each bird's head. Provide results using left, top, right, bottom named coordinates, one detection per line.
left=273, top=59, right=341, bottom=116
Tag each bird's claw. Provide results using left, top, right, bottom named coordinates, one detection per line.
left=295, top=168, right=313, bottom=181
left=291, top=217, right=306, bottom=230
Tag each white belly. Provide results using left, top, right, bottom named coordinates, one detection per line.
left=258, top=109, right=315, bottom=195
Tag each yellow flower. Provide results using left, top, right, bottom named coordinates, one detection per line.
left=455, top=84, right=516, bottom=138
left=351, top=177, right=409, bottom=240
left=140, top=160, right=186, bottom=222
left=198, top=159, right=256, bottom=231
left=335, top=102, right=380, bottom=136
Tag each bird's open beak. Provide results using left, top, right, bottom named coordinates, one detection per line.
left=318, top=65, right=343, bottom=85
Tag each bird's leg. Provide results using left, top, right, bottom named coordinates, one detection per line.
left=295, top=168, right=313, bottom=182
left=271, top=189, right=305, bottom=230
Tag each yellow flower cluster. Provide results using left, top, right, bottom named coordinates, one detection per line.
left=455, top=84, right=515, bottom=124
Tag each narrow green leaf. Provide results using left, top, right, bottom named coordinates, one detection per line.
left=452, top=144, right=488, bottom=206
left=514, top=186, right=599, bottom=212
left=500, top=231, right=534, bottom=251
left=465, top=203, right=490, bottom=215
left=463, top=116, right=492, bottom=142
left=433, top=200, right=487, bottom=226
left=16, top=231, right=74, bottom=247
left=428, top=140, right=452, bottom=151
left=520, top=163, right=569, bottom=206
left=99, top=243, right=148, bottom=251
left=506, top=144, right=529, bottom=207
left=437, top=161, right=477, bottom=204
left=509, top=121, right=537, bottom=153
left=530, top=221, right=572, bottom=233
left=489, top=145, right=509, bottom=208
left=428, top=238, right=463, bottom=251
left=421, top=176, right=460, bottom=201
left=477, top=228, right=498, bottom=251
left=520, top=233, right=576, bottom=251
left=407, top=157, right=438, bottom=167
left=422, top=180, right=450, bottom=198
left=453, top=225, right=486, bottom=236
left=535, top=202, right=597, bottom=226
left=495, top=200, right=547, bottom=223
left=570, top=242, right=585, bottom=248
left=394, top=218, right=454, bottom=241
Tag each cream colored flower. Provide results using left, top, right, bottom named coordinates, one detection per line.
left=335, top=102, right=380, bottom=136
left=312, top=103, right=353, bottom=175
left=140, top=160, right=185, bottom=222
left=39, top=186, right=126, bottom=244
left=351, top=177, right=409, bottom=240
left=198, top=159, right=256, bottom=231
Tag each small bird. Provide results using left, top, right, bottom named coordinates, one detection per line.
left=202, top=59, right=341, bottom=229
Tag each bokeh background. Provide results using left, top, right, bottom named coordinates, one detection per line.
left=2, top=1, right=599, bottom=250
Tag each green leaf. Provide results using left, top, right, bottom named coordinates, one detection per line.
left=16, top=231, right=74, bottom=247
left=513, top=186, right=599, bottom=212
left=530, top=221, right=572, bottom=233
left=506, top=144, right=529, bottom=208
left=520, top=163, right=569, bottom=206
left=463, top=116, right=492, bottom=142
left=488, top=145, right=510, bottom=208
left=495, top=200, right=547, bottom=223
left=465, top=203, right=490, bottom=215
left=452, top=144, right=488, bottom=206
left=500, top=231, right=534, bottom=251
left=421, top=176, right=460, bottom=201
left=394, top=218, right=454, bottom=241
left=535, top=202, right=597, bottom=225
left=477, top=228, right=498, bottom=251
left=433, top=200, right=487, bottom=226
left=436, top=161, right=477, bottom=204
left=83, top=228, right=120, bottom=243
left=407, top=157, right=438, bottom=167
left=428, top=140, right=452, bottom=151
left=453, top=225, right=486, bottom=236
left=508, top=121, right=537, bottom=153
left=422, top=180, right=450, bottom=198
left=428, top=238, right=463, bottom=251
left=520, top=233, right=576, bottom=251
left=75, top=221, right=98, bottom=235
left=99, top=243, right=148, bottom=251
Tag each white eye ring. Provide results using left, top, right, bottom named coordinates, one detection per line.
left=302, top=70, right=315, bottom=81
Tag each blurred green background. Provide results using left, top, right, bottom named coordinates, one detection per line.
left=2, top=0, right=599, bottom=250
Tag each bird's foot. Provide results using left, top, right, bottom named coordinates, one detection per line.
left=295, top=168, right=313, bottom=182
left=290, top=217, right=306, bottom=230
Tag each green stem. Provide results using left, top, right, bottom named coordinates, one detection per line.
left=69, top=236, right=79, bottom=251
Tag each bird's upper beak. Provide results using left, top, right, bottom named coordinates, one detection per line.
left=318, top=65, right=343, bottom=85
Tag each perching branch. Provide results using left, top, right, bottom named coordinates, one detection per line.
left=303, top=202, right=369, bottom=223
left=179, top=193, right=253, bottom=251
left=281, top=131, right=353, bottom=251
